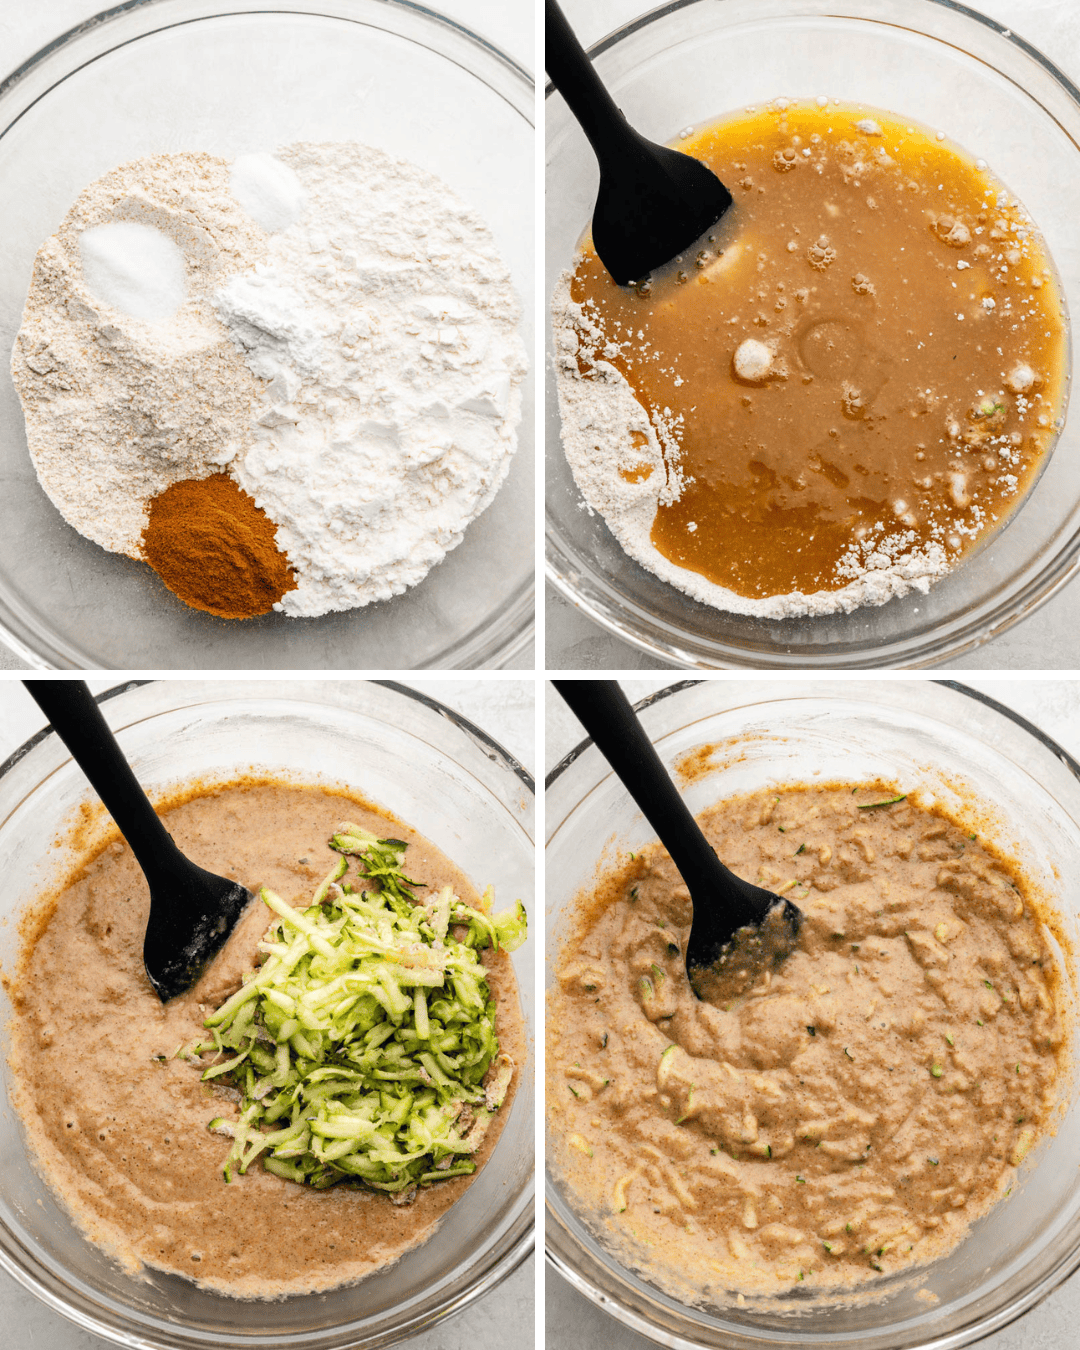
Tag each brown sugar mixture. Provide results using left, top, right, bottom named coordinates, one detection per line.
left=141, top=473, right=295, bottom=619
left=547, top=783, right=1067, bottom=1303
left=556, top=101, right=1068, bottom=612
left=6, top=781, right=524, bottom=1297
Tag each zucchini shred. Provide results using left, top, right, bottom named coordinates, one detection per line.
left=181, top=824, right=526, bottom=1196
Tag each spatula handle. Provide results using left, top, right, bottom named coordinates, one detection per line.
left=545, top=0, right=633, bottom=162
left=553, top=680, right=724, bottom=889
left=24, top=681, right=182, bottom=884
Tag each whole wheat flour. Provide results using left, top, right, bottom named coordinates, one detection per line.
left=552, top=271, right=950, bottom=619
left=11, top=153, right=268, bottom=557
left=11, top=144, right=525, bottom=618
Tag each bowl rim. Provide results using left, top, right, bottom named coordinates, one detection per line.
left=0, top=0, right=535, bottom=109
left=544, top=0, right=1080, bottom=96
left=0, top=0, right=535, bottom=672
left=544, top=0, right=1080, bottom=670
left=0, top=677, right=535, bottom=1349
left=544, top=676, right=1080, bottom=1348
left=546, top=677, right=1080, bottom=789
left=0, top=678, right=536, bottom=796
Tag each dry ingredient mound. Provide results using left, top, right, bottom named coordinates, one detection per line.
left=11, top=143, right=526, bottom=620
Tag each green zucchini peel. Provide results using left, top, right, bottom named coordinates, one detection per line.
left=186, top=826, right=526, bottom=1195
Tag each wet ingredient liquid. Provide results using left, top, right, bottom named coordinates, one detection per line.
left=569, top=101, right=1068, bottom=600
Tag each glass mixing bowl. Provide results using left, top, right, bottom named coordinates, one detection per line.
left=546, top=0, right=1080, bottom=668
left=546, top=679, right=1080, bottom=1347
left=0, top=680, right=534, bottom=1348
left=0, top=1, right=534, bottom=669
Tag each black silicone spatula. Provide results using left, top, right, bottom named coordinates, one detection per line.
left=25, top=681, right=253, bottom=1002
left=546, top=0, right=733, bottom=285
left=553, top=680, right=801, bottom=999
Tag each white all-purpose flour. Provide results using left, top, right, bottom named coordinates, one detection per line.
left=12, top=143, right=526, bottom=618
left=217, top=143, right=526, bottom=618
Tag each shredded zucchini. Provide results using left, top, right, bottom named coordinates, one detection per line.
left=186, top=825, right=526, bottom=1194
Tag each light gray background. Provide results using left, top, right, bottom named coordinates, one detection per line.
left=546, top=675, right=1080, bottom=1347
left=546, top=0, right=1080, bottom=672
left=0, top=676, right=535, bottom=1349
left=0, top=0, right=535, bottom=671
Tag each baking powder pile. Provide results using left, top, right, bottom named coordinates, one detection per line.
left=551, top=273, right=949, bottom=619
left=11, top=143, right=526, bottom=618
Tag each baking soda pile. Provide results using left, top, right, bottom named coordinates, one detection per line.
left=11, top=143, right=526, bottom=618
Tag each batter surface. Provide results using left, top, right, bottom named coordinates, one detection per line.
left=548, top=783, right=1066, bottom=1302
left=6, top=780, right=524, bottom=1297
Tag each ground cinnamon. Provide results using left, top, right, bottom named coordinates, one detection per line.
left=141, top=473, right=295, bottom=620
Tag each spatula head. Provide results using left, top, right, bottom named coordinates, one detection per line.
left=592, top=133, right=733, bottom=286
left=687, top=892, right=803, bottom=1006
left=143, top=867, right=254, bottom=1001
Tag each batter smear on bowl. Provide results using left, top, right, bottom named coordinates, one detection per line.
left=553, top=100, right=1069, bottom=617
left=547, top=782, right=1069, bottom=1302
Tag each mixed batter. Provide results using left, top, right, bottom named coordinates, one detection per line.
left=554, top=100, right=1069, bottom=617
left=11, top=144, right=526, bottom=620
left=548, top=783, right=1067, bottom=1302
left=6, top=780, right=525, bottom=1297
